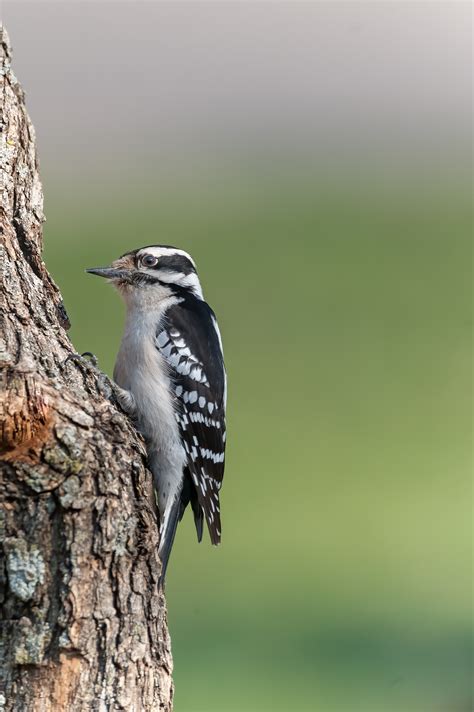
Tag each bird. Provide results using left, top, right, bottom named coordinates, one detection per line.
left=86, top=245, right=226, bottom=586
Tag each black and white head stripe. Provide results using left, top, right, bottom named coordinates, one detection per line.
left=136, top=245, right=197, bottom=269
left=155, top=293, right=226, bottom=544
left=127, top=245, right=203, bottom=299
left=122, top=244, right=198, bottom=268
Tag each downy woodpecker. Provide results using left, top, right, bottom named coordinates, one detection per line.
left=86, top=246, right=227, bottom=585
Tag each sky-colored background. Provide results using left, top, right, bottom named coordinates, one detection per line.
left=3, top=2, right=471, bottom=179
left=2, top=3, right=472, bottom=711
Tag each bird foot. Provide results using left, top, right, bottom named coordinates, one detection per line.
left=64, top=351, right=118, bottom=403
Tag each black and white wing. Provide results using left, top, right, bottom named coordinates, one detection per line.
left=156, top=295, right=226, bottom=544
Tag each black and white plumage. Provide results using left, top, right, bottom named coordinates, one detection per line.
left=157, top=297, right=226, bottom=542
left=86, top=245, right=226, bottom=586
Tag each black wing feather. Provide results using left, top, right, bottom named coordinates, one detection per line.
left=156, top=294, right=226, bottom=544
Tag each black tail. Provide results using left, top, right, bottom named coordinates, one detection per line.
left=157, top=472, right=203, bottom=590
left=180, top=470, right=203, bottom=542
left=157, top=496, right=182, bottom=590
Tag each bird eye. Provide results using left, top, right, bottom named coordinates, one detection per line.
left=141, top=254, right=158, bottom=268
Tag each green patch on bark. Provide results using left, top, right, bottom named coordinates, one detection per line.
left=12, top=619, right=51, bottom=665
left=4, top=538, right=45, bottom=601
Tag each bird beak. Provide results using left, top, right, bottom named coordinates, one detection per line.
left=85, top=267, right=130, bottom=280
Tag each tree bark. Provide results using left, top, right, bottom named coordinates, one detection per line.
left=0, top=28, right=173, bottom=711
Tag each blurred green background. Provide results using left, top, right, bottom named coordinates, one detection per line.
left=42, top=170, right=472, bottom=712
left=5, top=2, right=472, bottom=710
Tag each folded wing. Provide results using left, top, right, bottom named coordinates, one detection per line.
left=156, top=295, right=226, bottom=543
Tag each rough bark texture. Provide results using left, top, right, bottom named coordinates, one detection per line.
left=0, top=28, right=173, bottom=711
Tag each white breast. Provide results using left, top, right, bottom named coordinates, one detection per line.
left=113, top=298, right=186, bottom=507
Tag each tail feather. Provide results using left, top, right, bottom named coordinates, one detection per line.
left=157, top=471, right=206, bottom=588
left=180, top=470, right=204, bottom=543
left=191, top=495, right=204, bottom=542
left=157, top=496, right=181, bottom=590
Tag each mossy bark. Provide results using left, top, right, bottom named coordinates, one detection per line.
left=0, top=27, right=173, bottom=711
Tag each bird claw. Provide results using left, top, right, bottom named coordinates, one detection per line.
left=64, top=351, right=113, bottom=400
left=78, top=351, right=98, bottom=367
left=64, top=350, right=98, bottom=368
left=64, top=351, right=135, bottom=415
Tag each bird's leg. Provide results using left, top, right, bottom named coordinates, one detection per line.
left=64, top=351, right=136, bottom=416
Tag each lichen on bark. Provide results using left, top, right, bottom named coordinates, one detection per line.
left=0, top=27, right=173, bottom=711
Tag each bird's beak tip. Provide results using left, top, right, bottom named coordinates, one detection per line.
left=86, top=267, right=120, bottom=279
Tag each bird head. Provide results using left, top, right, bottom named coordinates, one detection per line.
left=86, top=245, right=203, bottom=302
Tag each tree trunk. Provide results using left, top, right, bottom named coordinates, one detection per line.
left=0, top=27, right=173, bottom=711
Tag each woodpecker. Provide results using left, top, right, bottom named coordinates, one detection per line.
left=86, top=245, right=226, bottom=585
